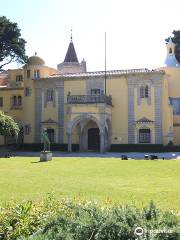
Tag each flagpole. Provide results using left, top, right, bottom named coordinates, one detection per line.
left=105, top=32, right=107, bottom=95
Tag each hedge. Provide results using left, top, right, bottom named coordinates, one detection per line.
left=16, top=143, right=180, bottom=152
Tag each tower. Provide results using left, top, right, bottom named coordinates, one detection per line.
left=57, top=31, right=86, bottom=74
left=164, top=37, right=180, bottom=67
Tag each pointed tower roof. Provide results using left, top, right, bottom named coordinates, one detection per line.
left=164, top=37, right=180, bottom=67
left=64, top=32, right=79, bottom=63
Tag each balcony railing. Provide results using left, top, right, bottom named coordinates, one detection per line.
left=67, top=94, right=112, bottom=106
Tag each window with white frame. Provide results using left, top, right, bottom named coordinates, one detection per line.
left=139, top=128, right=151, bottom=143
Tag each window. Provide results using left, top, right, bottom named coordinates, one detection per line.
left=140, top=85, right=149, bottom=98
left=16, top=75, right=23, bottom=82
left=18, top=96, right=22, bottom=106
left=13, top=96, right=17, bottom=106
left=27, top=70, right=30, bottom=78
left=47, top=129, right=55, bottom=143
left=139, top=129, right=151, bottom=143
left=169, top=48, right=172, bottom=54
left=25, top=87, right=31, bottom=96
left=34, top=69, right=40, bottom=79
left=170, top=98, right=180, bottom=115
left=91, top=89, right=101, bottom=95
left=145, top=85, right=149, bottom=98
left=24, top=125, right=31, bottom=135
left=0, top=97, right=3, bottom=107
left=47, top=89, right=54, bottom=101
left=140, top=86, right=144, bottom=98
left=12, top=95, right=22, bottom=107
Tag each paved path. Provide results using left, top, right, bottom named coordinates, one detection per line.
left=9, top=151, right=180, bottom=159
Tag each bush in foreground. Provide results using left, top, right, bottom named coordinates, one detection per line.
left=0, top=198, right=179, bottom=240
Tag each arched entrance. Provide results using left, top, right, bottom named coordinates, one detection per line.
left=67, top=115, right=108, bottom=153
left=78, top=119, right=101, bottom=152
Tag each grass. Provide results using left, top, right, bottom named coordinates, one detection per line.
left=0, top=157, right=180, bottom=210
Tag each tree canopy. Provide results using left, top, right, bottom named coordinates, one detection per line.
left=0, top=111, right=19, bottom=137
left=166, top=30, right=180, bottom=63
left=0, top=16, right=27, bottom=71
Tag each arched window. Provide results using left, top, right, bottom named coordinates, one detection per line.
left=140, top=85, right=149, bottom=98
left=13, top=96, right=17, bottom=106
left=145, top=85, right=149, bottom=98
left=140, top=86, right=144, bottom=98
left=34, top=69, right=40, bottom=79
left=139, top=128, right=151, bottom=143
left=47, top=89, right=54, bottom=101
left=169, top=48, right=172, bottom=54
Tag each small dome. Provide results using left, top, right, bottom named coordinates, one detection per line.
left=27, top=54, right=45, bottom=66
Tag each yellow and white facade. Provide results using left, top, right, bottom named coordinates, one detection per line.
left=0, top=37, right=180, bottom=152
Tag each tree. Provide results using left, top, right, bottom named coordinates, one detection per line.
left=0, top=16, right=27, bottom=71
left=0, top=111, right=20, bottom=138
left=166, top=30, right=180, bottom=63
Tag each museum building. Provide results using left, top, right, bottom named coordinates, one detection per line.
left=0, top=36, right=180, bottom=152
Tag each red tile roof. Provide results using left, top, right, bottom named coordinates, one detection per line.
left=0, top=73, right=8, bottom=86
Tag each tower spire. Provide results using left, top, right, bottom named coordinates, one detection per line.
left=70, top=28, right=72, bottom=42
left=64, top=31, right=78, bottom=63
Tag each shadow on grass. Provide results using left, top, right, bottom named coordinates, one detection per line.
left=31, top=161, right=50, bottom=164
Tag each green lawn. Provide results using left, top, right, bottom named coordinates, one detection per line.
left=0, top=157, right=180, bottom=210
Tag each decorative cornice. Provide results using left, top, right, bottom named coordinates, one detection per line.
left=41, top=118, right=58, bottom=124
left=136, top=117, right=154, bottom=124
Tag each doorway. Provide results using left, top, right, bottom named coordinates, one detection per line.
left=47, top=129, right=55, bottom=143
left=88, top=128, right=100, bottom=151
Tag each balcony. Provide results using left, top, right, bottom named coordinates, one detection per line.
left=67, top=94, right=112, bottom=106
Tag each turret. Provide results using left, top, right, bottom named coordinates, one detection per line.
left=164, top=37, right=180, bottom=67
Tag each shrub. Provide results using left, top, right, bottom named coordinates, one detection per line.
left=0, top=199, right=179, bottom=240
left=30, top=201, right=180, bottom=240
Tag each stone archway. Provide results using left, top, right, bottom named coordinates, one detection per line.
left=67, top=114, right=107, bottom=153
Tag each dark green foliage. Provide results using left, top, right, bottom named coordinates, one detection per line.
left=17, top=143, right=79, bottom=152
left=0, top=111, right=19, bottom=137
left=31, top=201, right=179, bottom=240
left=0, top=16, right=27, bottom=71
left=166, top=30, right=180, bottom=63
left=17, top=143, right=180, bottom=152
left=0, top=198, right=179, bottom=240
left=110, top=144, right=180, bottom=152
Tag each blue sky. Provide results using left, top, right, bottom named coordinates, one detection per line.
left=1, top=0, right=180, bottom=71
